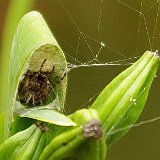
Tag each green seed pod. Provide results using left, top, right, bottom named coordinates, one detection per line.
left=0, top=124, right=36, bottom=159
left=11, top=124, right=43, bottom=160
left=71, top=109, right=103, bottom=139
left=0, top=123, right=50, bottom=160
left=73, top=137, right=107, bottom=160
left=71, top=109, right=107, bottom=160
left=91, top=51, right=159, bottom=146
left=32, top=130, right=48, bottom=160
left=39, top=109, right=104, bottom=160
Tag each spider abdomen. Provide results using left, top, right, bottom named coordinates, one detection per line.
left=17, top=70, right=53, bottom=106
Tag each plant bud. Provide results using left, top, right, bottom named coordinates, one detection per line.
left=91, top=51, right=159, bottom=146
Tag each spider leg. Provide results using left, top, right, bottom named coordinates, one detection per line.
left=26, top=93, right=32, bottom=104
left=56, top=72, right=67, bottom=83
left=50, top=65, right=55, bottom=75
left=60, top=72, right=66, bottom=81
left=32, top=94, right=36, bottom=106
left=47, top=81, right=56, bottom=94
left=40, top=59, right=47, bottom=72
left=22, top=69, right=31, bottom=77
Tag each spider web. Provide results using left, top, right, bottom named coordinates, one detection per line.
left=39, top=0, right=160, bottom=159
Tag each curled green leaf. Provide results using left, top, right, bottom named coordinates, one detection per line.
left=7, top=11, right=75, bottom=131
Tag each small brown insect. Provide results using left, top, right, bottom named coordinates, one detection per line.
left=17, top=59, right=65, bottom=106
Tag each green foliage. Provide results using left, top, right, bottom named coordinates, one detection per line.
left=0, top=1, right=159, bottom=159
left=0, top=0, right=36, bottom=143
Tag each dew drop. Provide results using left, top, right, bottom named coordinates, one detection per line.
left=133, top=99, right=136, bottom=102
left=89, top=98, right=92, bottom=102
left=100, top=42, right=106, bottom=47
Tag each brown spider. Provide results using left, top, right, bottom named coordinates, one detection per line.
left=17, top=59, right=66, bottom=106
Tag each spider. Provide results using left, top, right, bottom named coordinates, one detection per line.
left=17, top=59, right=66, bottom=106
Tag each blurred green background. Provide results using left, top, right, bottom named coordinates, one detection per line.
left=0, top=0, right=160, bottom=159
